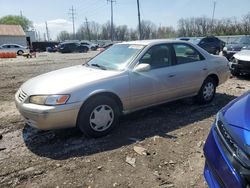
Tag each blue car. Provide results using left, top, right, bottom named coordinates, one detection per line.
left=204, top=91, right=250, bottom=187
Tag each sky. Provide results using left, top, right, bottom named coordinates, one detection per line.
left=0, top=0, right=250, bottom=40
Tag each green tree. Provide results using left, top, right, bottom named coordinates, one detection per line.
left=0, top=15, right=33, bottom=31
left=57, top=31, right=70, bottom=41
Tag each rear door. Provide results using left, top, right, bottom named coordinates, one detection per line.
left=169, top=43, right=208, bottom=96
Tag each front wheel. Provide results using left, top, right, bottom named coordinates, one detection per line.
left=77, top=96, right=119, bottom=138
left=195, top=77, right=216, bottom=104
left=17, top=50, right=24, bottom=55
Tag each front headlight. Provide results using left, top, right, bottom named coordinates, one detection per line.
left=233, top=58, right=239, bottom=64
left=223, top=47, right=227, bottom=51
left=29, top=95, right=70, bottom=105
left=236, top=147, right=250, bottom=167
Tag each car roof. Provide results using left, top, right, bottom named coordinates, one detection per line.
left=120, top=39, right=191, bottom=46
left=1, top=43, right=22, bottom=46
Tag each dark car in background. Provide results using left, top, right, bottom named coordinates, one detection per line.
left=203, top=91, right=250, bottom=187
left=58, top=42, right=89, bottom=53
left=190, top=36, right=225, bottom=55
left=223, top=35, right=250, bottom=60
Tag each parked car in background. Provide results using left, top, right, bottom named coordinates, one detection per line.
left=98, top=43, right=113, bottom=52
left=0, top=44, right=29, bottom=55
left=80, top=41, right=99, bottom=51
left=204, top=91, right=250, bottom=188
left=229, top=47, right=250, bottom=76
left=177, top=37, right=190, bottom=41
left=223, top=35, right=250, bottom=60
left=15, top=40, right=229, bottom=137
left=189, top=36, right=225, bottom=55
left=57, top=42, right=89, bottom=53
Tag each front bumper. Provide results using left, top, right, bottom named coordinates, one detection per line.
left=229, top=61, right=250, bottom=74
left=15, top=92, right=82, bottom=130
left=203, top=125, right=245, bottom=187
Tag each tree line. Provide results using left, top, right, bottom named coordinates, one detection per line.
left=57, top=12, right=250, bottom=42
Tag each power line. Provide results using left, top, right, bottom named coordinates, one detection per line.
left=211, top=1, right=216, bottom=29
left=69, top=5, right=77, bottom=39
left=85, top=17, right=91, bottom=40
left=137, top=0, right=142, bottom=40
left=107, top=0, right=116, bottom=41
left=45, top=21, right=50, bottom=41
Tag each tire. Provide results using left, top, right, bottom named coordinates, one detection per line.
left=195, top=77, right=216, bottom=104
left=77, top=96, right=120, bottom=138
left=83, top=47, right=89, bottom=53
left=17, top=50, right=24, bottom=55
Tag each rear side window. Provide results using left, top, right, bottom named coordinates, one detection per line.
left=173, top=44, right=204, bottom=64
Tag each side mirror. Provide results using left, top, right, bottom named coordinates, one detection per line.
left=133, top=63, right=151, bottom=72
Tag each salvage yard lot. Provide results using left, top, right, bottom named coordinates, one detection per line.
left=0, top=52, right=250, bottom=188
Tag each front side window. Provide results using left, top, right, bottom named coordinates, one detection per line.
left=173, top=44, right=204, bottom=64
left=140, top=44, right=172, bottom=69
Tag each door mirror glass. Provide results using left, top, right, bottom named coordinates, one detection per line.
left=133, top=63, right=151, bottom=72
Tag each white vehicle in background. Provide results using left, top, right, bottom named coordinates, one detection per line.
left=0, top=44, right=29, bottom=55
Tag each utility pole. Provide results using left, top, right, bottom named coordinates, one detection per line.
left=136, top=0, right=142, bottom=40
left=107, top=0, right=115, bottom=41
left=45, top=21, right=50, bottom=41
left=211, top=1, right=216, bottom=32
left=85, top=17, right=91, bottom=41
left=20, top=10, right=23, bottom=17
left=69, top=6, right=76, bottom=39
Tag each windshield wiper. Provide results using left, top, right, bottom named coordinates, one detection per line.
left=90, top=63, right=107, bottom=70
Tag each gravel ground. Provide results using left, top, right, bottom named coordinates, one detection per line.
left=0, top=52, right=250, bottom=188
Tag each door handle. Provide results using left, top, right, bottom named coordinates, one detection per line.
left=168, top=74, right=176, bottom=78
left=203, top=68, right=208, bottom=71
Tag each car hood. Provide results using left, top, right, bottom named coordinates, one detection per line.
left=222, top=92, right=250, bottom=151
left=234, top=50, right=250, bottom=61
left=21, top=65, right=121, bottom=95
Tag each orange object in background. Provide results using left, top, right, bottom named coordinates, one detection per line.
left=0, top=52, right=17, bottom=58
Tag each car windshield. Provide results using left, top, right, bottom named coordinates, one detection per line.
left=232, top=36, right=250, bottom=44
left=86, top=44, right=144, bottom=70
left=189, top=38, right=201, bottom=45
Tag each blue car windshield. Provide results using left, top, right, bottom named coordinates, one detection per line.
left=87, top=44, right=145, bottom=71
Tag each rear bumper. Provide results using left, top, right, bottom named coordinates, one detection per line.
left=203, top=125, right=244, bottom=187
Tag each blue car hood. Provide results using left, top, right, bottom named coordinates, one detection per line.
left=222, top=91, right=250, bottom=151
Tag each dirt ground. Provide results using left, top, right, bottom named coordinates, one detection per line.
left=0, top=52, right=250, bottom=188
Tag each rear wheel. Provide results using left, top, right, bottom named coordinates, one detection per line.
left=77, top=96, right=119, bottom=138
left=195, top=77, right=216, bottom=104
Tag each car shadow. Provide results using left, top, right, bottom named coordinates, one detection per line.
left=23, top=93, right=236, bottom=160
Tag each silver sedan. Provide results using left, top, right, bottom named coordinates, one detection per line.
left=15, top=40, right=229, bottom=137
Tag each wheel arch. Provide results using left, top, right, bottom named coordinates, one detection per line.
left=79, top=91, right=124, bottom=114
left=206, top=73, right=219, bottom=86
